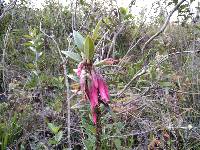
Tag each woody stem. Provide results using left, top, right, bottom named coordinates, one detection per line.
left=95, top=105, right=102, bottom=150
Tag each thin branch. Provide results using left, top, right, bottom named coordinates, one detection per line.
left=141, top=0, right=187, bottom=54
left=113, top=50, right=195, bottom=98
left=118, top=37, right=144, bottom=65
left=74, top=0, right=78, bottom=30
left=112, top=0, right=187, bottom=97
left=1, top=24, right=12, bottom=92
left=103, top=128, right=158, bottom=139
left=111, top=66, right=147, bottom=97
left=70, top=0, right=74, bottom=30
left=113, top=50, right=198, bottom=97
left=40, top=23, right=71, bottom=149
left=0, top=0, right=17, bottom=21
left=157, top=50, right=200, bottom=65
left=95, top=31, right=109, bottom=52
left=102, top=125, right=197, bottom=140
left=107, top=23, right=125, bottom=58
left=118, top=9, right=148, bottom=66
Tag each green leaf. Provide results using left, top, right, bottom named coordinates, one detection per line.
left=103, top=17, right=111, bottom=25
left=23, top=41, right=33, bottom=47
left=80, top=0, right=84, bottom=5
left=23, top=34, right=32, bottom=39
left=114, top=139, right=121, bottom=150
left=73, top=30, right=85, bottom=51
left=173, top=0, right=178, bottom=5
left=55, top=131, right=63, bottom=143
left=61, top=51, right=82, bottom=62
left=160, top=81, right=174, bottom=88
left=93, top=19, right=102, bottom=41
left=124, top=14, right=134, bottom=20
left=119, top=7, right=128, bottom=15
left=195, top=25, right=200, bottom=30
left=48, top=139, right=57, bottom=145
left=47, top=123, right=60, bottom=134
left=84, top=36, right=95, bottom=61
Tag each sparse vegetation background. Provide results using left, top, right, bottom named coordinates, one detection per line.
left=0, top=0, right=200, bottom=149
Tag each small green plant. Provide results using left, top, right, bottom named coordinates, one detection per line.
left=47, top=123, right=63, bottom=146
left=0, top=113, right=22, bottom=150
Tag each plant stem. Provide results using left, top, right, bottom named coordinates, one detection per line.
left=95, top=105, right=102, bottom=150
left=40, top=24, right=71, bottom=149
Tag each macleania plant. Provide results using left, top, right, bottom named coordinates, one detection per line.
left=61, top=27, right=116, bottom=149
left=76, top=60, right=110, bottom=124
left=62, top=28, right=114, bottom=125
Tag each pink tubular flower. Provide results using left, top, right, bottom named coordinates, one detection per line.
left=76, top=62, right=110, bottom=124
left=97, top=75, right=109, bottom=103
left=88, top=83, right=98, bottom=124
left=79, top=70, right=87, bottom=96
left=91, top=70, right=98, bottom=88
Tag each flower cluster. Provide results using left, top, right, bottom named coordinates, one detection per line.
left=76, top=61, right=110, bottom=124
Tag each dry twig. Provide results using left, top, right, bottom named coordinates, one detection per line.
left=142, top=0, right=187, bottom=65
left=0, top=0, right=16, bottom=21
left=40, top=23, right=71, bottom=149
left=107, top=23, right=125, bottom=58
left=112, top=0, right=187, bottom=97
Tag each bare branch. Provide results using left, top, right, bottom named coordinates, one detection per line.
left=111, top=0, right=187, bottom=97
left=0, top=0, right=17, bottom=22
left=107, top=23, right=125, bottom=58
left=118, top=37, right=144, bottom=65
left=111, top=66, right=147, bottom=97
left=40, top=23, right=71, bottom=149
left=95, top=31, right=109, bottom=52
left=141, top=0, right=187, bottom=54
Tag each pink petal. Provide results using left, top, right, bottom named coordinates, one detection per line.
left=89, top=83, right=98, bottom=109
left=88, top=82, right=98, bottom=124
left=79, top=70, right=86, bottom=91
left=97, top=75, right=110, bottom=103
left=79, top=69, right=90, bottom=100
left=91, top=70, right=98, bottom=88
